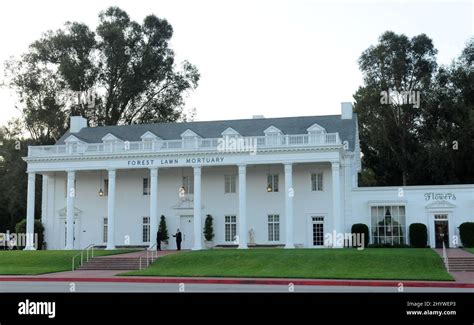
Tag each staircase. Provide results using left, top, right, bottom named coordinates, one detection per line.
left=77, top=256, right=143, bottom=270
left=446, top=257, right=474, bottom=272
left=76, top=250, right=159, bottom=271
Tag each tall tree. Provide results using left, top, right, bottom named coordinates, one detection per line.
left=6, top=6, right=199, bottom=142
left=354, top=31, right=438, bottom=186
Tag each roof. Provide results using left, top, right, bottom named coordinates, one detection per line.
left=56, top=114, right=358, bottom=151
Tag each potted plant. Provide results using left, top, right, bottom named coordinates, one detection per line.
left=158, top=215, right=169, bottom=249
left=203, top=214, right=214, bottom=248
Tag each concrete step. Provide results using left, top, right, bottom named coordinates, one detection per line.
left=77, top=256, right=157, bottom=270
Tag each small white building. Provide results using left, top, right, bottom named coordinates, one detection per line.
left=23, top=103, right=474, bottom=250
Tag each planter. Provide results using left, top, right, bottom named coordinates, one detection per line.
left=160, top=241, right=169, bottom=250
left=204, top=240, right=213, bottom=249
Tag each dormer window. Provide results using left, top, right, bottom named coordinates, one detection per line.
left=101, top=133, right=121, bottom=152
left=263, top=126, right=283, bottom=146
left=140, top=131, right=160, bottom=151
left=221, top=127, right=240, bottom=139
left=306, top=123, right=326, bottom=144
left=64, top=135, right=85, bottom=154
left=181, top=129, right=200, bottom=149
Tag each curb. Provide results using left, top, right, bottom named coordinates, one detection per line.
left=0, top=276, right=473, bottom=288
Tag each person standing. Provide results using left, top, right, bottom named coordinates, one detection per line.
left=156, top=231, right=162, bottom=251
left=172, top=229, right=182, bottom=250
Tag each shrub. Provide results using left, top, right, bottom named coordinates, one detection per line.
left=158, top=215, right=169, bottom=242
left=15, top=218, right=45, bottom=250
left=203, top=214, right=214, bottom=241
left=351, top=223, right=369, bottom=247
left=409, top=223, right=428, bottom=248
left=459, top=222, right=474, bottom=247
left=367, top=243, right=410, bottom=248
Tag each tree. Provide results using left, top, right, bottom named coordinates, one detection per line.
left=158, top=215, right=169, bottom=242
left=355, top=31, right=473, bottom=186
left=0, top=121, right=41, bottom=233
left=5, top=6, right=199, bottom=143
left=15, top=218, right=45, bottom=250
left=203, top=214, right=214, bottom=242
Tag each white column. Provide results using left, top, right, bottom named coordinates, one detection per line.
left=65, top=170, right=75, bottom=250
left=149, top=168, right=159, bottom=249
left=331, top=162, right=343, bottom=248
left=192, top=166, right=203, bottom=250
left=238, top=164, right=247, bottom=249
left=24, top=172, right=36, bottom=250
left=106, top=169, right=116, bottom=250
left=284, top=163, right=294, bottom=248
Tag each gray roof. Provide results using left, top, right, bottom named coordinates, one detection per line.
left=57, top=114, right=358, bottom=151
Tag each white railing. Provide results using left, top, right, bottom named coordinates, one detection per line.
left=28, top=133, right=341, bottom=158
left=442, top=241, right=449, bottom=272
left=139, top=244, right=159, bottom=270
left=71, top=243, right=96, bottom=271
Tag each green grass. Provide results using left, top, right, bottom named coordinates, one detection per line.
left=124, top=248, right=453, bottom=281
left=0, top=249, right=138, bottom=275
left=464, top=248, right=474, bottom=254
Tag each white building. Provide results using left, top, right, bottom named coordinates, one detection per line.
left=23, top=103, right=474, bottom=250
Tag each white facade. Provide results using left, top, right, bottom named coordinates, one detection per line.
left=23, top=104, right=474, bottom=250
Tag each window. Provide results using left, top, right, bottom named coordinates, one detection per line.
left=371, top=206, right=406, bottom=245
left=311, top=173, right=323, bottom=191
left=224, top=215, right=237, bottom=242
left=142, top=217, right=150, bottom=242
left=103, top=217, right=108, bottom=243
left=224, top=175, right=236, bottom=193
left=182, top=176, right=194, bottom=194
left=312, top=216, right=324, bottom=246
left=143, top=178, right=150, bottom=195
left=103, top=179, right=109, bottom=196
left=268, top=215, right=280, bottom=241
left=267, top=174, right=279, bottom=192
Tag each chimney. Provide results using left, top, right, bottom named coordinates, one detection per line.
left=70, top=116, right=88, bottom=133
left=252, top=115, right=265, bottom=119
left=341, top=102, right=353, bottom=120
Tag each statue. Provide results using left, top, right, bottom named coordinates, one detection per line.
left=249, top=228, right=255, bottom=245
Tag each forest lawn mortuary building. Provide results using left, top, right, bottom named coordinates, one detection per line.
left=23, top=103, right=474, bottom=250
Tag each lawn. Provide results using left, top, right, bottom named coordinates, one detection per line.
left=0, top=249, right=138, bottom=275
left=464, top=248, right=474, bottom=255
left=124, top=248, right=453, bottom=281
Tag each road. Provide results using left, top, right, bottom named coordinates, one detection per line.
left=0, top=281, right=472, bottom=292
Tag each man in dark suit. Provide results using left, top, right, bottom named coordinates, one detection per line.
left=156, top=231, right=162, bottom=251
left=172, top=229, right=182, bottom=250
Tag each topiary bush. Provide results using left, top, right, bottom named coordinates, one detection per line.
left=203, top=214, right=214, bottom=241
left=409, top=223, right=428, bottom=248
left=459, top=222, right=474, bottom=247
left=351, top=223, right=369, bottom=247
left=15, top=218, right=45, bottom=250
left=158, top=215, right=169, bottom=242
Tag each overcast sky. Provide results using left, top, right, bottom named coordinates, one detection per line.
left=0, top=0, right=472, bottom=126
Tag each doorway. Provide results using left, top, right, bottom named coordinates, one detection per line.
left=434, top=214, right=449, bottom=248
left=179, top=215, right=194, bottom=250
left=61, top=219, right=80, bottom=249
left=311, top=216, right=325, bottom=247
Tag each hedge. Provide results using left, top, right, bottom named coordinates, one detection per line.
left=409, top=223, right=428, bottom=248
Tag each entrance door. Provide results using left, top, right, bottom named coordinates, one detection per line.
left=179, top=215, right=194, bottom=250
left=62, top=219, right=80, bottom=249
left=311, top=216, right=325, bottom=247
left=434, top=216, right=449, bottom=248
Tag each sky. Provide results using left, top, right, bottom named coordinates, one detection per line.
left=0, top=0, right=472, bottom=126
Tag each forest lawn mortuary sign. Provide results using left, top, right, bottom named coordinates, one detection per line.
left=127, top=156, right=226, bottom=167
